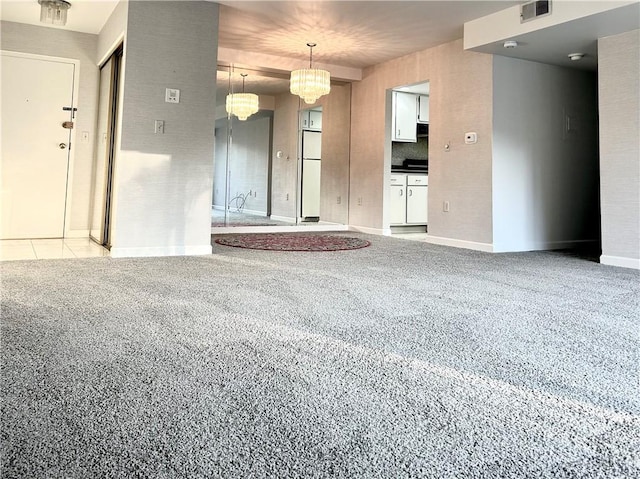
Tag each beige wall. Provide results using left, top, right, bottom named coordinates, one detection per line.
left=598, top=29, right=640, bottom=268
left=350, top=39, right=494, bottom=245
left=0, top=21, right=99, bottom=235
left=110, top=1, right=219, bottom=256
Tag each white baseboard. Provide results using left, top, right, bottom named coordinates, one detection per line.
left=110, top=244, right=212, bottom=258
left=65, top=229, right=90, bottom=238
left=270, top=215, right=296, bottom=223
left=600, top=255, right=640, bottom=270
left=348, top=225, right=389, bottom=236
left=492, top=239, right=599, bottom=253
left=424, top=235, right=494, bottom=252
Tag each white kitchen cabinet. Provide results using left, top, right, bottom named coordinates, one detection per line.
left=302, top=110, right=322, bottom=131
left=390, top=174, right=407, bottom=225
left=390, top=174, right=428, bottom=225
left=417, top=95, right=429, bottom=124
left=392, top=91, right=417, bottom=142
left=406, top=175, right=428, bottom=224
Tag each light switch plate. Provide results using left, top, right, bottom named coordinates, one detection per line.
left=165, top=88, right=180, bottom=103
left=155, top=120, right=165, bottom=134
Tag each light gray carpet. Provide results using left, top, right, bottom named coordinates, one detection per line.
left=1, top=233, right=639, bottom=478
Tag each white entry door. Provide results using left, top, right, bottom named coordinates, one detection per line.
left=1, top=52, right=76, bottom=239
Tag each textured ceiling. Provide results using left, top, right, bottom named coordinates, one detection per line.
left=216, top=1, right=519, bottom=69
left=3, top=1, right=635, bottom=100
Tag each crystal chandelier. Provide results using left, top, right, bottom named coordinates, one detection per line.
left=290, top=43, right=331, bottom=104
left=38, top=0, right=71, bottom=26
left=225, top=73, right=259, bottom=121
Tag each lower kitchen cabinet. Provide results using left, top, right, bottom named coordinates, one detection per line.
left=390, top=173, right=428, bottom=225
left=406, top=175, right=428, bottom=224
left=390, top=188, right=406, bottom=225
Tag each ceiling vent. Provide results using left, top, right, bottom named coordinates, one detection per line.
left=520, top=0, right=551, bottom=23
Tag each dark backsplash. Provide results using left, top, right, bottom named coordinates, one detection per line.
left=392, top=137, right=428, bottom=167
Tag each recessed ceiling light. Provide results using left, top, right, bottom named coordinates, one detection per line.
left=568, top=53, right=585, bottom=61
left=503, top=40, right=518, bottom=49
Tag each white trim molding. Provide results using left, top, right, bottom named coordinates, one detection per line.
left=110, top=244, right=212, bottom=258
left=349, top=225, right=389, bottom=236
left=65, top=229, right=90, bottom=238
left=600, top=255, right=640, bottom=270
left=424, top=235, right=494, bottom=253
left=492, top=239, right=600, bottom=253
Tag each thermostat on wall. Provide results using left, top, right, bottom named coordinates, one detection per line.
left=165, top=88, right=180, bottom=103
left=465, top=132, right=477, bottom=144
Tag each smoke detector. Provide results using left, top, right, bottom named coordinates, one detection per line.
left=503, top=40, right=518, bottom=49
left=568, top=53, right=584, bottom=61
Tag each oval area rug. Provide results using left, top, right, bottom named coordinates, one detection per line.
left=214, top=233, right=371, bottom=251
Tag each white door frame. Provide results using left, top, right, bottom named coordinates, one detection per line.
left=1, top=50, right=80, bottom=239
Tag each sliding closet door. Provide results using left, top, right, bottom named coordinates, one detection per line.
left=90, top=47, right=122, bottom=246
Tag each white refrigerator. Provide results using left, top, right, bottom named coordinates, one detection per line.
left=301, top=130, right=322, bottom=218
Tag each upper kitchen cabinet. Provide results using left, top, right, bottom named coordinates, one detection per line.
left=302, top=109, right=322, bottom=131
left=392, top=91, right=417, bottom=142
left=418, top=95, right=429, bottom=124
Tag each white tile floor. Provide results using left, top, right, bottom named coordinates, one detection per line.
left=0, top=234, right=426, bottom=261
left=0, top=238, right=109, bottom=262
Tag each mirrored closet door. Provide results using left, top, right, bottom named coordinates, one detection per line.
left=212, top=65, right=351, bottom=229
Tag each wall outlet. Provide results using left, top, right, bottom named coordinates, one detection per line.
left=337, top=195, right=341, bottom=204
left=165, top=88, right=180, bottom=103
left=81, top=131, right=90, bottom=143
left=357, top=197, right=363, bottom=206
left=286, top=193, right=289, bottom=201
left=443, top=201, right=450, bottom=212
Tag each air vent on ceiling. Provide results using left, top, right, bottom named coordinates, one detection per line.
left=520, top=0, right=551, bottom=23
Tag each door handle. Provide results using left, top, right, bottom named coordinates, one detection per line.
left=59, top=143, right=67, bottom=149
left=409, top=189, right=413, bottom=196
left=399, top=190, right=403, bottom=196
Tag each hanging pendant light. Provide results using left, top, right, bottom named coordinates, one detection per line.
left=290, top=43, right=331, bottom=104
left=38, top=0, right=71, bottom=26
left=225, top=73, right=259, bottom=121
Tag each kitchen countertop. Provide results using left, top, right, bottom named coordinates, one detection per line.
left=391, top=168, right=428, bottom=174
